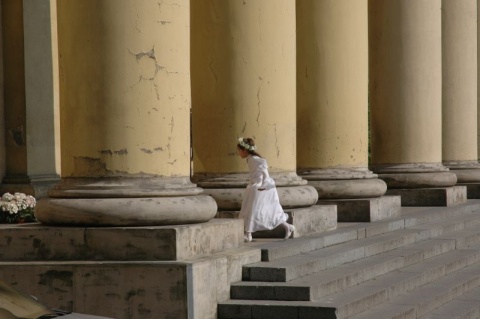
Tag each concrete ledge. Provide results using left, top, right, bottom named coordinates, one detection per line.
left=0, top=254, right=247, bottom=319
left=386, top=186, right=467, bottom=206
left=216, top=205, right=337, bottom=238
left=317, top=195, right=401, bottom=222
left=457, top=183, right=480, bottom=199
left=0, top=219, right=244, bottom=261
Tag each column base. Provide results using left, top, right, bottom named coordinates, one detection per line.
left=36, top=195, right=218, bottom=226
left=317, top=195, right=401, bottom=222
left=0, top=218, right=244, bottom=261
left=300, top=168, right=387, bottom=199
left=457, top=183, right=480, bottom=199
left=35, top=177, right=218, bottom=226
left=203, top=185, right=319, bottom=210
left=216, top=205, right=337, bottom=238
left=386, top=186, right=467, bottom=206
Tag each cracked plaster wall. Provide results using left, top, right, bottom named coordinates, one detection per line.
left=191, top=0, right=296, bottom=175
left=57, top=0, right=191, bottom=177
left=296, top=0, right=369, bottom=170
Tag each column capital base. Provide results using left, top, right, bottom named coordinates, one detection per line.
left=370, top=162, right=449, bottom=174
left=36, top=194, right=218, bottom=226
left=298, top=167, right=378, bottom=180
left=48, top=177, right=204, bottom=198
left=193, top=172, right=307, bottom=188
left=298, top=167, right=386, bottom=199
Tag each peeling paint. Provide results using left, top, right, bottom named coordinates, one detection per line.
left=73, top=157, right=112, bottom=176
left=100, top=150, right=113, bottom=155
left=140, top=148, right=153, bottom=154
left=114, top=149, right=128, bottom=155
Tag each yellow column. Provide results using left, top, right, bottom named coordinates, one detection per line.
left=442, top=0, right=480, bottom=197
left=296, top=0, right=397, bottom=221
left=191, top=0, right=326, bottom=236
left=35, top=0, right=217, bottom=225
left=369, top=0, right=463, bottom=206
left=0, top=0, right=60, bottom=197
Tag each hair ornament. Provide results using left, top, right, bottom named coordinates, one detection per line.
left=238, top=137, right=256, bottom=151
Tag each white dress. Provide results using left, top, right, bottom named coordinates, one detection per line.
left=239, top=155, right=288, bottom=233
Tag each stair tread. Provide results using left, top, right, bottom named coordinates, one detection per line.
left=220, top=261, right=480, bottom=319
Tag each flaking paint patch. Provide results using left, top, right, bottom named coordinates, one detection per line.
left=73, top=157, right=112, bottom=176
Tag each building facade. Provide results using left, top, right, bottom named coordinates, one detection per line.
left=0, top=0, right=478, bottom=318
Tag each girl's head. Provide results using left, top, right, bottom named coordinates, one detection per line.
left=237, top=137, right=261, bottom=158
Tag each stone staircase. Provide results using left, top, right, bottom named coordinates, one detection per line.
left=217, top=200, right=480, bottom=319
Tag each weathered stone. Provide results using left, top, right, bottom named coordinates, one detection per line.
left=317, top=195, right=401, bottom=222
left=0, top=219, right=244, bottom=261
left=386, top=186, right=467, bottom=206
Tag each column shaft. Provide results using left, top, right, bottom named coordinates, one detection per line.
left=191, top=0, right=328, bottom=237
left=296, top=0, right=396, bottom=222
left=369, top=0, right=463, bottom=206
left=442, top=0, right=480, bottom=196
left=35, top=0, right=217, bottom=225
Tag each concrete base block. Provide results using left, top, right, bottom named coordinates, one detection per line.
left=0, top=218, right=244, bottom=261
left=216, top=205, right=337, bottom=238
left=317, top=195, right=401, bottom=222
left=386, top=186, right=467, bottom=206
left=457, top=183, right=480, bottom=199
left=0, top=246, right=260, bottom=319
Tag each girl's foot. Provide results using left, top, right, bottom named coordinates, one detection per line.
left=244, top=233, right=252, bottom=243
left=285, top=224, right=295, bottom=239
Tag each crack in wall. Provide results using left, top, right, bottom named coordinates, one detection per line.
left=256, top=77, right=263, bottom=126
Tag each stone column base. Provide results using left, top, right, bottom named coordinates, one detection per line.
left=216, top=205, right=337, bottom=238
left=35, top=177, right=218, bottom=226
left=386, top=186, right=467, bottom=206
left=317, top=195, right=401, bottom=222
left=457, top=183, right=480, bottom=199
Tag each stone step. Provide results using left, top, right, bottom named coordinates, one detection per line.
left=243, top=230, right=419, bottom=282
left=231, top=237, right=462, bottom=301
left=218, top=257, right=480, bottom=319
left=242, top=213, right=480, bottom=282
left=417, top=286, right=480, bottom=319
left=349, top=259, right=480, bottom=319
left=257, top=201, right=480, bottom=262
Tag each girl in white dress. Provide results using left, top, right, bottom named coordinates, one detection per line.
left=237, top=137, right=295, bottom=243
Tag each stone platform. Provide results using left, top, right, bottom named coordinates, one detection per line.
left=317, top=195, right=401, bottom=222
left=386, top=186, right=467, bottom=206
left=0, top=218, right=244, bottom=261
left=0, top=218, right=256, bottom=319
